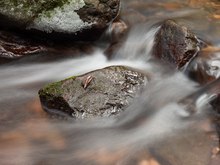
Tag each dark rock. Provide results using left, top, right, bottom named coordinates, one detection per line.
left=0, top=0, right=120, bottom=38
left=0, top=30, right=46, bottom=60
left=152, top=20, right=201, bottom=69
left=210, top=83, right=220, bottom=144
left=0, top=30, right=97, bottom=63
left=39, top=66, right=148, bottom=119
left=185, top=47, right=220, bottom=141
left=109, top=19, right=128, bottom=43
left=104, top=19, right=128, bottom=58
left=185, top=49, right=220, bottom=85
left=77, top=0, right=120, bottom=29
left=152, top=20, right=220, bottom=136
left=212, top=94, right=220, bottom=113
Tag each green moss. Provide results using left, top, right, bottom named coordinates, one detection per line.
left=62, top=76, right=76, bottom=81
left=39, top=81, right=63, bottom=98
left=39, top=76, right=76, bottom=97
left=39, top=0, right=71, bottom=18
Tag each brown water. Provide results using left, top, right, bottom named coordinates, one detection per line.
left=0, top=0, right=220, bottom=165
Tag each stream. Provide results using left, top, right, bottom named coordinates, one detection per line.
left=0, top=0, right=220, bottom=165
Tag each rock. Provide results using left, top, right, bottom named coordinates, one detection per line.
left=108, top=19, right=128, bottom=44
left=0, top=30, right=97, bottom=63
left=39, top=66, right=148, bottom=119
left=0, top=30, right=46, bottom=61
left=212, top=94, right=220, bottom=113
left=0, top=0, right=120, bottom=37
left=185, top=46, right=220, bottom=85
left=152, top=20, right=201, bottom=69
left=210, top=83, right=220, bottom=142
left=104, top=19, right=128, bottom=58
left=185, top=47, right=220, bottom=140
left=152, top=20, right=220, bottom=134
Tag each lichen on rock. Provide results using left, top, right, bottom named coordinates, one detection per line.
left=0, top=0, right=70, bottom=23
left=0, top=0, right=120, bottom=34
left=28, top=0, right=92, bottom=33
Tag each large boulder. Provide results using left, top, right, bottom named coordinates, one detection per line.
left=39, top=66, right=148, bottom=119
left=152, top=20, right=201, bottom=69
left=0, top=0, right=120, bottom=36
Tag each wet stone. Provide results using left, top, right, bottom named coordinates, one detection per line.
left=152, top=20, right=202, bottom=69
left=0, top=29, right=98, bottom=64
left=77, top=0, right=120, bottom=28
left=104, top=19, right=128, bottom=58
left=0, top=0, right=120, bottom=38
left=211, top=88, right=220, bottom=143
left=0, top=30, right=45, bottom=60
left=185, top=50, right=220, bottom=85
left=39, top=66, right=148, bottom=119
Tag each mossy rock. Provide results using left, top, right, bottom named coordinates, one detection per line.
left=39, top=66, right=148, bottom=119
left=0, top=0, right=120, bottom=35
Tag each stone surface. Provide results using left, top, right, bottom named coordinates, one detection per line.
left=0, top=30, right=45, bottom=61
left=0, top=0, right=120, bottom=34
left=0, top=30, right=97, bottom=63
left=152, top=20, right=201, bottom=69
left=185, top=46, right=220, bottom=84
left=212, top=94, right=220, bottom=113
left=39, top=66, right=148, bottom=119
left=104, top=19, right=128, bottom=58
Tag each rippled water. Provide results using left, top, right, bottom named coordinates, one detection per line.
left=0, top=0, right=220, bottom=165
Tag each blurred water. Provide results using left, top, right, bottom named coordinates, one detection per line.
left=0, top=0, right=220, bottom=165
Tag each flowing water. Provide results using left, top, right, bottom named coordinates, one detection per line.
left=0, top=0, right=220, bottom=165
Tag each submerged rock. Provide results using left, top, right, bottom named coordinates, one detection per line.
left=0, top=0, right=120, bottom=36
left=152, top=20, right=201, bottom=69
left=185, top=48, right=220, bottom=85
left=183, top=46, right=220, bottom=113
left=104, top=19, right=128, bottom=58
left=39, top=66, right=148, bottom=119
